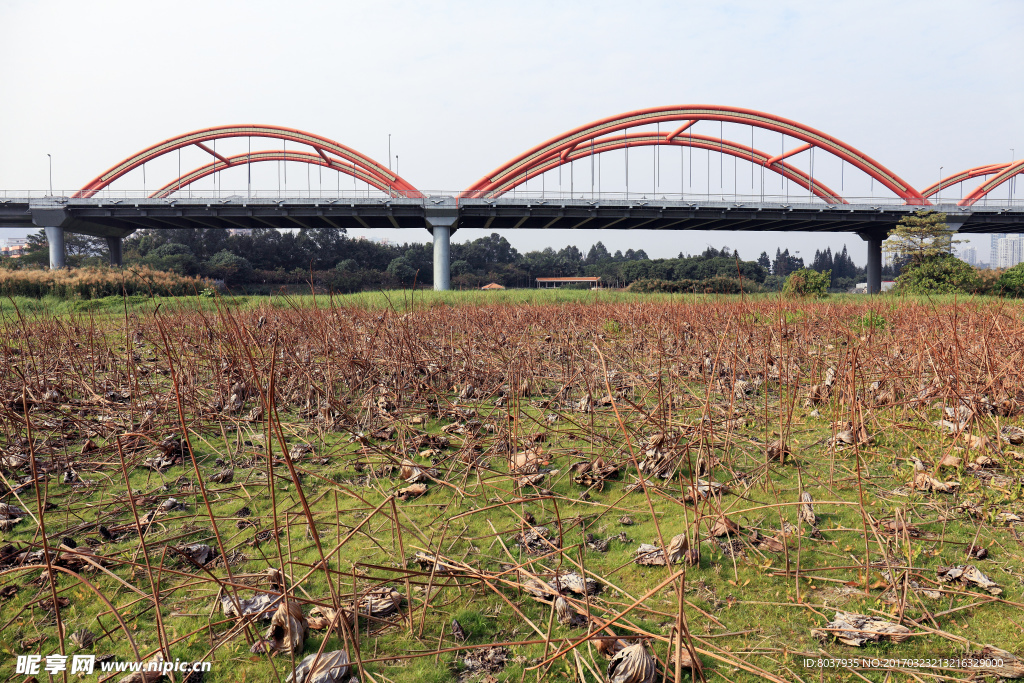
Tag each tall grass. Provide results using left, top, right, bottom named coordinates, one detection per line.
left=0, top=266, right=212, bottom=299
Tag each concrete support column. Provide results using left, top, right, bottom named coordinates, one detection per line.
left=44, top=226, right=66, bottom=270
left=866, top=234, right=882, bottom=294
left=425, top=201, right=458, bottom=292
left=106, top=236, right=123, bottom=267
left=432, top=226, right=451, bottom=291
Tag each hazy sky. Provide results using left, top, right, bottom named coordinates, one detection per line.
left=2, top=0, right=1022, bottom=265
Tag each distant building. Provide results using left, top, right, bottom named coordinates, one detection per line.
left=1, top=237, right=28, bottom=258
left=959, top=247, right=977, bottom=266
left=996, top=236, right=1023, bottom=269
left=227, top=228, right=252, bottom=237
left=991, top=233, right=1007, bottom=267
left=481, top=282, right=505, bottom=290
left=536, top=276, right=602, bottom=289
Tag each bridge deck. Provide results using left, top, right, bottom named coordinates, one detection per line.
left=2, top=197, right=1023, bottom=237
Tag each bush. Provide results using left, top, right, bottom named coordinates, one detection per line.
left=203, top=250, right=253, bottom=285
left=893, top=253, right=981, bottom=295
left=0, top=266, right=211, bottom=299
left=627, top=277, right=756, bottom=294
left=142, top=243, right=199, bottom=275
left=386, top=256, right=418, bottom=284
left=995, top=263, right=1024, bottom=297
left=783, top=269, right=830, bottom=298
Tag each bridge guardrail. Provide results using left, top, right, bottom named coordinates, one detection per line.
left=3, top=189, right=1024, bottom=208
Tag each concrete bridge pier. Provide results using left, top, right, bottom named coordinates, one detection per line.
left=44, top=226, right=66, bottom=270
left=425, top=202, right=459, bottom=291
left=859, top=229, right=886, bottom=294
left=432, top=226, right=451, bottom=291
left=106, top=236, right=123, bottom=267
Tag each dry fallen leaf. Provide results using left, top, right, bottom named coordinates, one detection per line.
left=798, top=491, right=817, bottom=526
left=263, top=599, right=308, bottom=654
left=285, top=649, right=350, bottom=683
left=811, top=611, right=911, bottom=646
left=607, top=643, right=656, bottom=683
left=397, top=483, right=428, bottom=501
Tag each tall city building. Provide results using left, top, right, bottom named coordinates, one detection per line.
left=996, top=236, right=1023, bottom=269
left=960, top=247, right=977, bottom=266
left=991, top=233, right=1007, bottom=267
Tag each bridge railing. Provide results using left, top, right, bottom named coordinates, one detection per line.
left=3, top=189, right=1024, bottom=208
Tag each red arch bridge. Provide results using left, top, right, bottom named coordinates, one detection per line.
left=2, top=107, right=1023, bottom=293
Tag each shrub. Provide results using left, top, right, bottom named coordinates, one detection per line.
left=142, top=243, right=199, bottom=275
left=203, top=250, right=253, bottom=285
left=783, top=269, right=830, bottom=298
left=0, top=266, right=211, bottom=299
left=995, top=262, right=1024, bottom=297
left=386, top=256, right=417, bottom=284
left=892, top=253, right=981, bottom=295
left=627, top=277, right=756, bottom=294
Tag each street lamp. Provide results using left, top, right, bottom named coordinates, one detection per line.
left=937, top=166, right=943, bottom=202
left=47, top=154, right=52, bottom=196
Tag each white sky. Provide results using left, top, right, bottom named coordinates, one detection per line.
left=2, top=0, right=1022, bottom=265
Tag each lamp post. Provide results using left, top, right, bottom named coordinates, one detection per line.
left=47, top=154, right=52, bottom=196
left=937, top=166, right=943, bottom=202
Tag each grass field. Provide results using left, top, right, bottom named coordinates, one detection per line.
left=1, top=292, right=1023, bottom=682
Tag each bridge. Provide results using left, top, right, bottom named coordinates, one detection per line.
left=3, top=106, right=1023, bottom=293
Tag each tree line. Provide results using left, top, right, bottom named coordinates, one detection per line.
left=8, top=227, right=868, bottom=292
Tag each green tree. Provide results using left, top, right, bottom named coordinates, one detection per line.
left=204, top=250, right=253, bottom=285
left=884, top=210, right=962, bottom=265
left=783, top=269, right=831, bottom=298
left=585, top=241, right=611, bottom=264
left=892, top=253, right=980, bottom=295
left=994, top=262, right=1024, bottom=297
left=386, top=256, right=417, bottom=284
left=142, top=243, right=199, bottom=275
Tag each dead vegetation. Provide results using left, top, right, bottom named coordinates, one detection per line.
left=1, top=294, right=1024, bottom=681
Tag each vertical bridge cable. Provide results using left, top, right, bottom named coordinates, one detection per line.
left=809, top=147, right=814, bottom=200
left=591, top=139, right=595, bottom=199
left=624, top=130, right=629, bottom=197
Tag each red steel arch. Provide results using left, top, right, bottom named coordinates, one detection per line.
left=462, top=105, right=926, bottom=203
left=75, top=124, right=422, bottom=199
left=474, top=131, right=847, bottom=204
left=959, top=160, right=1024, bottom=206
left=921, top=162, right=1010, bottom=199
left=150, top=150, right=400, bottom=198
